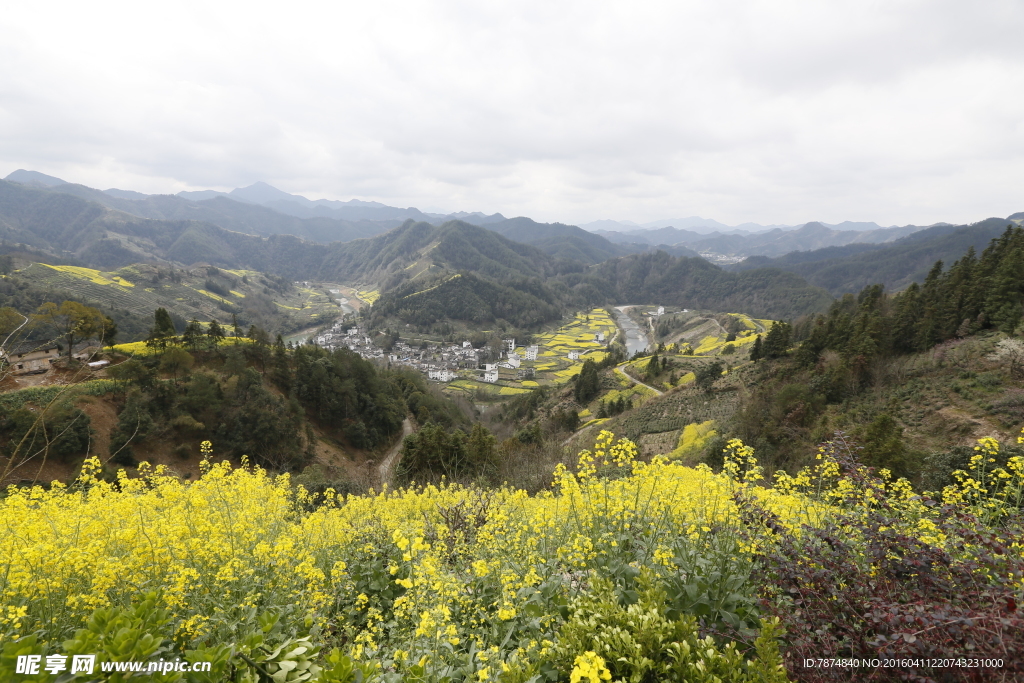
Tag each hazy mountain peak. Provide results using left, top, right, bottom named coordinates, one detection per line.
left=103, top=188, right=150, bottom=200
left=4, top=169, right=67, bottom=187
left=229, top=181, right=298, bottom=205
left=822, top=220, right=886, bottom=231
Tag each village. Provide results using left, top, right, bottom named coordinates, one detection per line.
left=307, top=309, right=621, bottom=393
left=309, top=320, right=563, bottom=385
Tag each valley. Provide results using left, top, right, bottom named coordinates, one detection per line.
left=2, top=170, right=1023, bottom=683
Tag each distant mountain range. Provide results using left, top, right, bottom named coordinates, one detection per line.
left=3, top=169, right=1018, bottom=284
left=1, top=170, right=691, bottom=265
left=728, top=217, right=1024, bottom=296
left=587, top=221, right=944, bottom=259
left=580, top=217, right=895, bottom=235
left=4, top=169, right=504, bottom=233
left=3, top=169, right=1022, bottom=330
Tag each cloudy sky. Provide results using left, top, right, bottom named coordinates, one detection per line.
left=2, top=1, right=1023, bottom=226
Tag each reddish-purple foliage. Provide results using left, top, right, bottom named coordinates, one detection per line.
left=734, top=440, right=1024, bottom=683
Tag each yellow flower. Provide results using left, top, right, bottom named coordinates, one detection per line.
left=570, top=651, right=611, bottom=683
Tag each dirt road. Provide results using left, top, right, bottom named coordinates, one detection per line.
left=378, top=418, right=414, bottom=485
left=614, top=363, right=664, bottom=396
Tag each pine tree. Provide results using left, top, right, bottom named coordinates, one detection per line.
left=182, top=319, right=203, bottom=352
left=146, top=308, right=177, bottom=349
left=271, top=334, right=291, bottom=391
left=206, top=319, right=225, bottom=349
left=645, top=351, right=660, bottom=381
left=762, top=322, right=791, bottom=359
left=574, top=359, right=600, bottom=404
left=749, top=335, right=762, bottom=362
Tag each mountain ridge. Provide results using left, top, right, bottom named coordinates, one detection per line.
left=728, top=218, right=1021, bottom=295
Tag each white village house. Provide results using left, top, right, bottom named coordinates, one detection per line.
left=428, top=369, right=456, bottom=382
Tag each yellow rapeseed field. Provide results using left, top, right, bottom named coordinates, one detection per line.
left=2, top=429, right=1021, bottom=681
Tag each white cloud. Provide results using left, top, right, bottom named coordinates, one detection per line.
left=1, top=0, right=1023, bottom=226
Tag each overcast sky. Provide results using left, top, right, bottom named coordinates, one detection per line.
left=2, top=1, right=1023, bottom=227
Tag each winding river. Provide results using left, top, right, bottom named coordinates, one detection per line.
left=612, top=306, right=651, bottom=358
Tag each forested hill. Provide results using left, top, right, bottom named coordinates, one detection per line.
left=482, top=216, right=687, bottom=264
left=562, top=251, right=833, bottom=320
left=0, top=181, right=571, bottom=284
left=796, top=225, right=1024, bottom=364
left=368, top=271, right=561, bottom=328
left=730, top=217, right=1020, bottom=296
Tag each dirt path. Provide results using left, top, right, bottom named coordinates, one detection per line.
left=563, top=421, right=600, bottom=446
left=378, top=418, right=414, bottom=486
left=562, top=364, right=665, bottom=447
left=615, top=363, right=664, bottom=396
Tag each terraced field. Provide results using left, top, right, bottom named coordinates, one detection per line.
left=443, top=309, right=619, bottom=397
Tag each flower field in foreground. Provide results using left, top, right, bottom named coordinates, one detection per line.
left=1, top=431, right=1023, bottom=682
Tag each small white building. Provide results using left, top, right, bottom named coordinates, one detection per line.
left=504, top=338, right=516, bottom=352
left=525, top=345, right=539, bottom=361
left=428, top=369, right=456, bottom=382
left=463, top=340, right=472, bottom=348
left=483, top=369, right=499, bottom=383
left=507, top=354, right=521, bottom=369
left=596, top=332, right=605, bottom=342
left=568, top=350, right=580, bottom=361
left=484, top=363, right=497, bottom=372
left=657, top=306, right=665, bottom=316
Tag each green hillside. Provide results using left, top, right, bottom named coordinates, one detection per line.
left=8, top=262, right=344, bottom=339
left=368, top=271, right=561, bottom=329
left=562, top=251, right=833, bottom=320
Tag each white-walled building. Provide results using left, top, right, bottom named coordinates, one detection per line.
left=657, top=306, right=665, bottom=316
left=568, top=350, right=580, bottom=361
left=596, top=332, right=605, bottom=342
left=504, top=338, right=516, bottom=352
left=525, top=345, right=539, bottom=361
left=483, top=369, right=499, bottom=383
left=428, top=369, right=456, bottom=382
left=484, top=363, right=497, bottom=372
